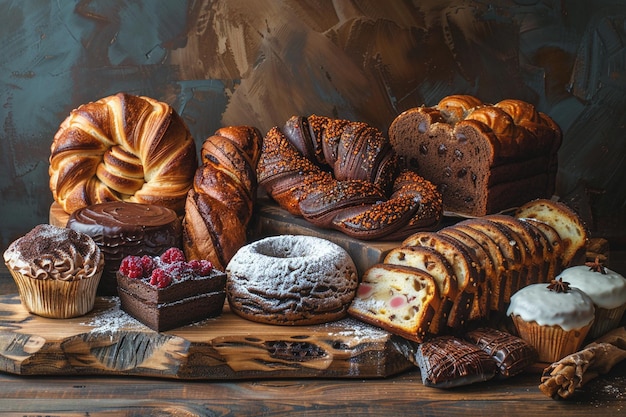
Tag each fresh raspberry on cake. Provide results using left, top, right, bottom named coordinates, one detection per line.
left=188, top=259, right=213, bottom=275
left=161, top=247, right=186, bottom=264
left=139, top=255, right=155, bottom=276
left=150, top=269, right=172, bottom=288
left=119, top=256, right=146, bottom=279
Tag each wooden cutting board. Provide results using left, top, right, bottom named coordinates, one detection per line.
left=0, top=294, right=417, bottom=379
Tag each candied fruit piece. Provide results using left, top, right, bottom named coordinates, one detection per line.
left=161, top=247, right=185, bottom=264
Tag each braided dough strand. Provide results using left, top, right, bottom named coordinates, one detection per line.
left=258, top=116, right=442, bottom=240
left=183, top=126, right=262, bottom=271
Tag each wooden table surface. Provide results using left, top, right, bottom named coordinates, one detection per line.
left=0, top=268, right=624, bottom=417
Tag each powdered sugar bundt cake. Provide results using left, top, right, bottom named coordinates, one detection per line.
left=226, top=235, right=358, bottom=325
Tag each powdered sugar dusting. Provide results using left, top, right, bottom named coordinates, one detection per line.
left=79, top=297, right=146, bottom=333
left=226, top=235, right=358, bottom=310
left=325, top=317, right=389, bottom=342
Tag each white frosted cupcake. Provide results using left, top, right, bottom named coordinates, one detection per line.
left=3, top=224, right=104, bottom=318
left=507, top=279, right=595, bottom=363
left=558, top=259, right=626, bottom=339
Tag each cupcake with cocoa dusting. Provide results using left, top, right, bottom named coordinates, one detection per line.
left=507, top=278, right=595, bottom=363
left=3, top=224, right=103, bottom=318
left=557, top=258, right=626, bottom=339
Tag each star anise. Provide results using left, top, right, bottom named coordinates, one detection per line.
left=585, top=256, right=606, bottom=274
left=547, top=277, right=570, bottom=293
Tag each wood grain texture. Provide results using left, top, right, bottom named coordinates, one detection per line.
left=0, top=293, right=415, bottom=379
left=0, top=364, right=624, bottom=416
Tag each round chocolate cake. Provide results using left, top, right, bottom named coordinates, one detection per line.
left=67, top=201, right=182, bottom=295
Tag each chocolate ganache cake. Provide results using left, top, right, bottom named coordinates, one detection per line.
left=67, top=201, right=182, bottom=296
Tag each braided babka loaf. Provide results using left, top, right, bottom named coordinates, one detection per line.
left=348, top=199, right=588, bottom=342
left=388, top=95, right=562, bottom=217
left=257, top=115, right=443, bottom=241
left=183, top=126, right=262, bottom=271
left=49, top=93, right=198, bottom=215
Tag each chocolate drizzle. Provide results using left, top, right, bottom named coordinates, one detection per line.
left=67, top=201, right=182, bottom=295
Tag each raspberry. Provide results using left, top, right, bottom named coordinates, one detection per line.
left=188, top=259, right=213, bottom=276
left=160, top=247, right=185, bottom=264
left=165, top=261, right=192, bottom=281
left=139, top=255, right=155, bottom=277
left=119, top=256, right=144, bottom=279
left=150, top=268, right=172, bottom=288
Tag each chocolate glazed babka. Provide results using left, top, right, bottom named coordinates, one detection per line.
left=257, top=115, right=443, bottom=241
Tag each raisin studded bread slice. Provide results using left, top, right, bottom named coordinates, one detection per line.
left=383, top=246, right=458, bottom=335
left=454, top=218, right=524, bottom=306
left=402, top=232, right=486, bottom=328
left=515, top=199, right=588, bottom=268
left=436, top=227, right=493, bottom=319
left=518, top=217, right=564, bottom=279
left=348, top=263, right=440, bottom=343
left=485, top=214, right=546, bottom=287
left=441, top=223, right=509, bottom=313
left=509, top=216, right=557, bottom=284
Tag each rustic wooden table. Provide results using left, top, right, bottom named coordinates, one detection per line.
left=0, top=268, right=624, bottom=416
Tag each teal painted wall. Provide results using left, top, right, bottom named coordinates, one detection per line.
left=1, top=0, right=625, bottom=266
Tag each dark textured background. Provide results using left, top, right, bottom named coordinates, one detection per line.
left=1, top=0, right=625, bottom=270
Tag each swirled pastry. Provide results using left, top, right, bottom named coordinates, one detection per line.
left=49, top=93, right=197, bottom=215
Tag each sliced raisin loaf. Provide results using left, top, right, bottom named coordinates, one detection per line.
left=515, top=199, right=588, bottom=267
left=348, top=263, right=440, bottom=343
left=486, top=214, right=547, bottom=288
left=388, top=95, right=562, bottom=216
left=439, top=224, right=508, bottom=313
left=352, top=199, right=586, bottom=341
left=402, top=232, right=486, bottom=328
left=383, top=246, right=458, bottom=335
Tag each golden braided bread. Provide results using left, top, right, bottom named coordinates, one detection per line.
left=49, top=93, right=197, bottom=215
left=257, top=115, right=442, bottom=241
left=183, top=126, right=262, bottom=271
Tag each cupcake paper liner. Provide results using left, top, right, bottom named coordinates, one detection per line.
left=588, top=304, right=626, bottom=340
left=511, top=315, right=591, bottom=363
left=6, top=266, right=102, bottom=319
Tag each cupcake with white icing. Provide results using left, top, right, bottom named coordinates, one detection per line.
left=557, top=258, right=626, bottom=339
left=507, top=278, right=595, bottom=363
